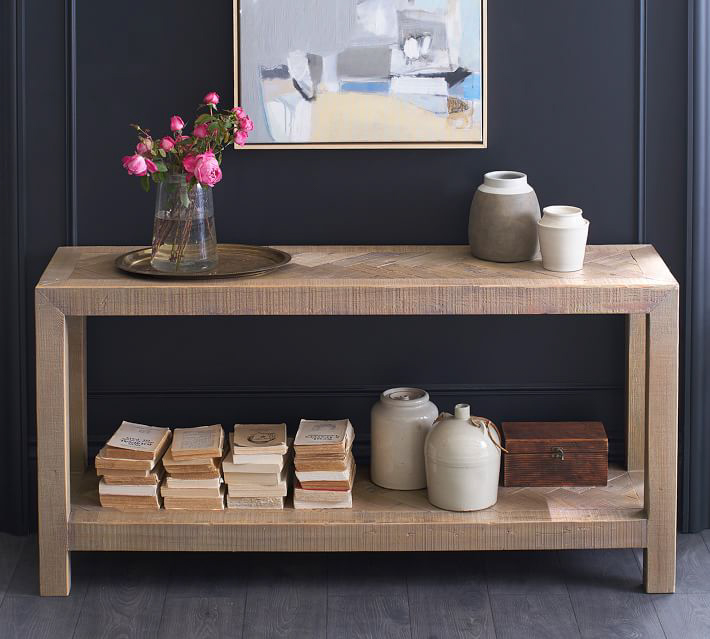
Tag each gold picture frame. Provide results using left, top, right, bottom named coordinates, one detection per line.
left=233, top=0, right=487, bottom=149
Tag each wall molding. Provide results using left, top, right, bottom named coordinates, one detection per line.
left=683, top=0, right=710, bottom=532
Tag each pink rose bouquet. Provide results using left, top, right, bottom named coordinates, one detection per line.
left=121, top=91, right=252, bottom=191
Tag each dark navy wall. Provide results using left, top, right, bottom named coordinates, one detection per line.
left=1, top=1, right=689, bottom=532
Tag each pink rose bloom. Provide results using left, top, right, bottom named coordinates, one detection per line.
left=234, top=129, right=248, bottom=147
left=193, top=151, right=222, bottom=187
left=182, top=155, right=198, bottom=174
left=175, top=135, right=190, bottom=143
left=232, top=106, right=245, bottom=118
left=135, top=141, right=149, bottom=155
left=203, top=91, right=220, bottom=105
left=160, top=136, right=175, bottom=151
left=170, top=115, right=185, bottom=132
left=239, top=115, right=254, bottom=132
left=193, top=123, right=208, bottom=138
left=122, top=154, right=148, bottom=176
left=144, top=158, right=158, bottom=173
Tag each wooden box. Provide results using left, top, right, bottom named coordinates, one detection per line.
left=501, top=422, right=608, bottom=487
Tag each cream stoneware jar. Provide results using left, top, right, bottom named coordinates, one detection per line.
left=425, top=403, right=501, bottom=511
left=537, top=205, right=590, bottom=272
left=370, top=388, right=439, bottom=490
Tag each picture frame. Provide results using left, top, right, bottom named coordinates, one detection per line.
left=233, top=0, right=487, bottom=149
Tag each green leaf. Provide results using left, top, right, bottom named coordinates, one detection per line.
left=154, top=161, right=168, bottom=172
left=159, top=148, right=166, bottom=157
left=141, top=175, right=150, bottom=192
left=208, top=122, right=220, bottom=133
left=195, top=113, right=212, bottom=125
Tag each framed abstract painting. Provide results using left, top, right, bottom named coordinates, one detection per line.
left=233, top=0, right=487, bottom=149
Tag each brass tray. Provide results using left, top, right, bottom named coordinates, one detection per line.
left=115, top=244, right=291, bottom=279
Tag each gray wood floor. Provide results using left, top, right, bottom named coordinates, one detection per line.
left=1, top=533, right=710, bottom=638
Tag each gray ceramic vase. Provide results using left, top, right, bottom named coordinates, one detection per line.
left=468, top=171, right=541, bottom=262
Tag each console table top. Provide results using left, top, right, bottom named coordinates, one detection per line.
left=36, top=244, right=678, bottom=316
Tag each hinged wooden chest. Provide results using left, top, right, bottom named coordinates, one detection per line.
left=501, top=421, right=608, bottom=487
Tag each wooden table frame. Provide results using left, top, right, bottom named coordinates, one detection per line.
left=35, top=245, right=679, bottom=596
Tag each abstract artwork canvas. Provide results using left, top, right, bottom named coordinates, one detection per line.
left=234, top=0, right=486, bottom=148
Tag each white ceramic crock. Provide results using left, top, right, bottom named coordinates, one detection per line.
left=370, top=388, right=439, bottom=490
left=537, top=205, right=590, bottom=272
left=424, top=403, right=501, bottom=512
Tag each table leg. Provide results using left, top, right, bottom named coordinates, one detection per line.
left=626, top=314, right=647, bottom=471
left=35, top=293, right=72, bottom=596
left=67, top=317, right=87, bottom=473
left=643, top=291, right=679, bottom=593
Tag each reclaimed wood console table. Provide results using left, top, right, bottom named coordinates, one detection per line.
left=35, top=245, right=679, bottom=596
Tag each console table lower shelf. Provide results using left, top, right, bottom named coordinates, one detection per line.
left=70, top=465, right=645, bottom=552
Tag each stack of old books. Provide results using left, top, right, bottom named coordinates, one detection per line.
left=95, top=421, right=171, bottom=511
left=223, top=423, right=290, bottom=509
left=160, top=424, right=225, bottom=510
left=293, top=419, right=355, bottom=509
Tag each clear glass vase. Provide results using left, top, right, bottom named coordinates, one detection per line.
left=150, top=175, right=217, bottom=272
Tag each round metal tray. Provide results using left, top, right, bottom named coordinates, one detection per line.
left=115, top=244, right=292, bottom=279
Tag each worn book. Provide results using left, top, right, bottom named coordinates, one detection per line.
left=226, top=495, right=284, bottom=510
left=165, top=476, right=222, bottom=489
left=226, top=475, right=288, bottom=498
left=223, top=433, right=287, bottom=474
left=294, top=419, right=354, bottom=456
left=293, top=484, right=353, bottom=510
left=293, top=452, right=352, bottom=472
left=95, top=448, right=158, bottom=472
left=160, top=485, right=223, bottom=498
left=103, top=422, right=172, bottom=460
left=95, top=466, right=157, bottom=479
left=171, top=424, right=224, bottom=460
left=296, top=457, right=355, bottom=491
left=232, top=423, right=288, bottom=455
left=99, top=479, right=159, bottom=497
left=223, top=467, right=287, bottom=487
left=101, top=465, right=164, bottom=486
left=163, top=485, right=225, bottom=510
left=162, top=447, right=222, bottom=473
left=99, top=494, right=161, bottom=510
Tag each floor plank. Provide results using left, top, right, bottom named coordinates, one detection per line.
left=561, top=549, right=665, bottom=639
left=653, top=594, right=710, bottom=639
left=72, top=553, right=169, bottom=639
left=158, top=597, right=245, bottom=639
left=485, top=550, right=567, bottom=595
left=328, top=594, right=411, bottom=639
left=0, top=534, right=25, bottom=607
left=490, top=595, right=581, bottom=639
left=0, top=540, right=88, bottom=639
left=243, top=553, right=327, bottom=639
left=328, top=552, right=408, bottom=598
left=165, top=552, right=249, bottom=599
left=407, top=553, right=494, bottom=639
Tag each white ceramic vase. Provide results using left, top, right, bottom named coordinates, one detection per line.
left=424, top=403, right=501, bottom=512
left=370, top=388, right=439, bottom=490
left=537, top=206, right=590, bottom=272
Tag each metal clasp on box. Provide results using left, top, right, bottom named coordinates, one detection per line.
left=552, top=446, right=565, bottom=461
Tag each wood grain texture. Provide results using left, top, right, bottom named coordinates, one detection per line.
left=72, top=553, right=167, bottom=639
left=653, top=594, right=710, bottom=639
left=490, top=595, right=581, bottom=639
left=562, top=549, right=666, bottom=638
left=643, top=534, right=710, bottom=594
left=407, top=553, right=495, bottom=639
left=502, top=453, right=608, bottom=487
left=67, top=316, right=87, bottom=473
left=485, top=551, right=567, bottom=595
left=36, top=245, right=678, bottom=317
left=328, top=594, right=411, bottom=639
left=644, top=290, right=680, bottom=593
left=158, top=598, right=245, bottom=639
left=0, top=534, right=25, bottom=607
left=626, top=314, right=646, bottom=471
left=68, top=466, right=646, bottom=552
left=242, top=554, right=326, bottom=639
left=35, top=293, right=71, bottom=596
